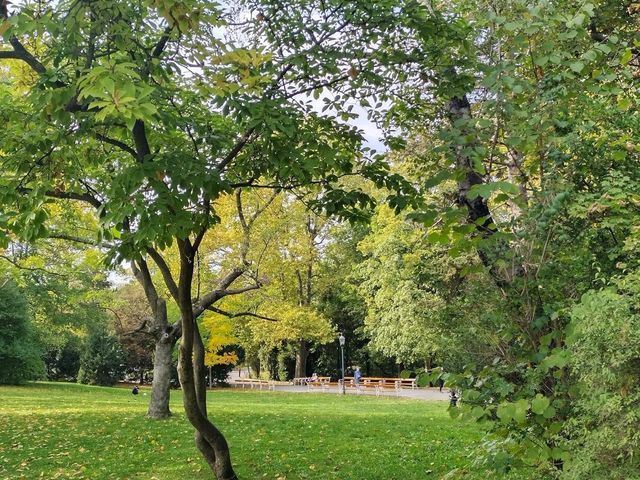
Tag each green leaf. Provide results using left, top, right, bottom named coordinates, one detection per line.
left=531, top=394, right=550, bottom=415
left=424, top=170, right=452, bottom=189
left=496, top=402, right=515, bottom=423
left=612, top=150, right=627, bottom=161
left=570, top=61, right=585, bottom=73
left=513, top=399, right=529, bottom=424
left=468, top=181, right=519, bottom=200
left=534, top=56, right=548, bottom=66
left=470, top=406, right=485, bottom=420
left=620, top=49, right=633, bottom=65
left=572, top=13, right=586, bottom=26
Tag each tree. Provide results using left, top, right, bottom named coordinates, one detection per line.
left=77, top=322, right=126, bottom=386
left=357, top=206, right=448, bottom=366
left=0, top=1, right=416, bottom=477
left=372, top=0, right=640, bottom=475
left=203, top=194, right=339, bottom=380
left=1, top=235, right=115, bottom=383
left=109, top=283, right=155, bottom=384
left=203, top=314, right=239, bottom=385
left=44, top=334, right=82, bottom=381
left=0, top=278, right=44, bottom=384
left=565, top=286, right=640, bottom=479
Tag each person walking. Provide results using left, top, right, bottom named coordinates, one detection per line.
left=354, top=366, right=362, bottom=386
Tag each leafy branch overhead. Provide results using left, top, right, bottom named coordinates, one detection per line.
left=0, top=0, right=421, bottom=260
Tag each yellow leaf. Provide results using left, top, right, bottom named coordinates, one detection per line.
left=0, top=21, right=11, bottom=36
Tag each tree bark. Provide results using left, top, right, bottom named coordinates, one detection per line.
left=447, top=95, right=496, bottom=237
left=176, top=239, right=237, bottom=480
left=131, top=260, right=180, bottom=419
left=294, top=340, right=309, bottom=378
left=147, top=330, right=177, bottom=418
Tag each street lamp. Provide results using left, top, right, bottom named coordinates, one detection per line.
left=338, top=333, right=346, bottom=395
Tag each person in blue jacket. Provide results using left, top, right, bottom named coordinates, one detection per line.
left=354, top=366, right=362, bottom=385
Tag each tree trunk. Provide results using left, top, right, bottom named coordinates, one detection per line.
left=447, top=95, right=496, bottom=237
left=248, top=356, right=260, bottom=378
left=178, top=325, right=237, bottom=480
left=131, top=261, right=181, bottom=420
left=294, top=340, right=309, bottom=378
left=258, top=347, right=272, bottom=379
left=147, top=332, right=177, bottom=419
left=177, top=239, right=237, bottom=480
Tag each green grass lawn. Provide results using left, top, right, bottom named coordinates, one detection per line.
left=0, top=382, right=526, bottom=480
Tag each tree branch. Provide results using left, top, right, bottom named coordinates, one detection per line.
left=145, top=247, right=179, bottom=302
left=3, top=39, right=47, bottom=74
left=220, top=284, right=261, bottom=297
left=1, top=0, right=48, bottom=75
left=132, top=120, right=152, bottom=161
left=248, top=190, right=279, bottom=226
left=192, top=267, right=247, bottom=317
left=16, top=187, right=103, bottom=210
left=131, top=258, right=165, bottom=322
left=283, top=74, right=349, bottom=99
left=192, top=197, right=210, bottom=252
left=0, top=255, right=66, bottom=276
left=151, top=26, right=173, bottom=59
left=47, top=232, right=113, bottom=248
left=205, top=306, right=277, bottom=322
left=95, top=133, right=138, bottom=159
left=216, top=128, right=256, bottom=172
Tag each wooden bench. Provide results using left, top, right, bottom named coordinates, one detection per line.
left=307, top=377, right=332, bottom=391
left=307, top=381, right=330, bottom=392
left=395, top=378, right=417, bottom=390
left=294, top=376, right=331, bottom=386
left=340, top=376, right=417, bottom=392
left=234, top=378, right=275, bottom=390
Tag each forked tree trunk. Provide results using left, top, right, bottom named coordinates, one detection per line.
left=177, top=240, right=237, bottom=480
left=294, top=340, right=309, bottom=379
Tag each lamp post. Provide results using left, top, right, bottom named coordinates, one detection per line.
left=338, top=333, right=346, bottom=395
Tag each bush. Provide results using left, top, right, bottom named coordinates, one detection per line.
left=45, top=334, right=82, bottom=381
left=77, top=324, right=125, bottom=386
left=0, top=279, right=44, bottom=384
left=565, top=288, right=640, bottom=479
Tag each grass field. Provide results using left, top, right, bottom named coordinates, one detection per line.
left=0, top=382, right=526, bottom=480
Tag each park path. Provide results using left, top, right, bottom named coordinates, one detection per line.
left=234, top=383, right=450, bottom=401
left=227, top=369, right=450, bottom=400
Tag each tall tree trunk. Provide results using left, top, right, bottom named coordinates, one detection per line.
left=447, top=95, right=496, bottom=237
left=132, top=260, right=181, bottom=420
left=248, top=356, right=260, bottom=378
left=294, top=340, right=309, bottom=378
left=177, top=239, right=237, bottom=480
left=147, top=332, right=177, bottom=418
left=258, top=347, right=272, bottom=379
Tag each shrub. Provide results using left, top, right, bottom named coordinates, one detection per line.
left=565, top=288, right=640, bottom=479
left=77, top=324, right=125, bottom=386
